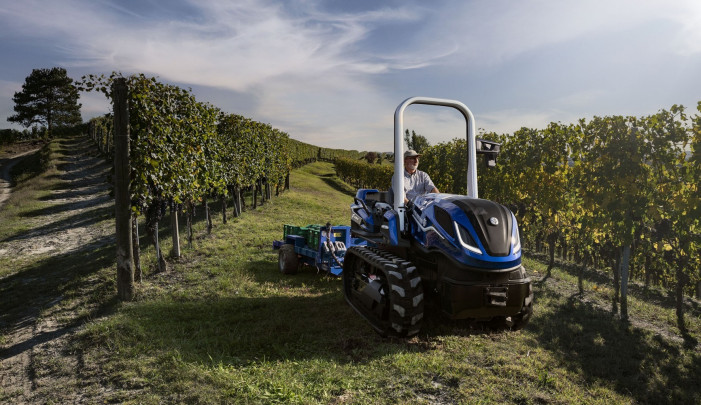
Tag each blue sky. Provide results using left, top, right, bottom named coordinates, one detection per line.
left=1, top=0, right=700, bottom=151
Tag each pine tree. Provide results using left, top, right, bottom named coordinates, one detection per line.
left=8, top=67, right=82, bottom=136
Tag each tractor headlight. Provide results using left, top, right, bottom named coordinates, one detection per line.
left=511, top=213, right=521, bottom=254
left=454, top=222, right=482, bottom=255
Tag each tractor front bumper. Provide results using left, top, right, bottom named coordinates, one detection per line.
left=438, top=277, right=532, bottom=319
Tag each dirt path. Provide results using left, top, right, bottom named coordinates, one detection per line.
left=0, top=140, right=113, bottom=260
left=0, top=136, right=115, bottom=404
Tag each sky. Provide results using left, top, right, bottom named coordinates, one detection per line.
left=1, top=0, right=700, bottom=151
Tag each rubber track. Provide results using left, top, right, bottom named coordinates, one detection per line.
left=344, top=246, right=425, bottom=337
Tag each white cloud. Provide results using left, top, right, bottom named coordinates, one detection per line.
left=79, top=91, right=111, bottom=120
left=247, top=71, right=397, bottom=150
left=552, top=89, right=609, bottom=110
left=423, top=0, right=701, bottom=67
left=2, top=0, right=700, bottom=148
left=672, top=2, right=701, bottom=55
left=0, top=0, right=425, bottom=91
left=1, top=0, right=429, bottom=147
left=479, top=108, right=570, bottom=135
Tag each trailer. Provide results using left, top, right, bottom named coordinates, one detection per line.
left=272, top=223, right=366, bottom=276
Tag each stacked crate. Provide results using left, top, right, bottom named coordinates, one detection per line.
left=283, top=224, right=323, bottom=249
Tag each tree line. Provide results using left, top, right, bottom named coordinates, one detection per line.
left=334, top=157, right=393, bottom=190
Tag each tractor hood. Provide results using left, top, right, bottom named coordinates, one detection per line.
left=412, top=193, right=521, bottom=270
left=448, top=196, right=513, bottom=257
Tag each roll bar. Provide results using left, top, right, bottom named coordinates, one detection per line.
left=393, top=97, right=478, bottom=231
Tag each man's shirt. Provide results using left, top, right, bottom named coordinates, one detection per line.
left=390, top=169, right=436, bottom=203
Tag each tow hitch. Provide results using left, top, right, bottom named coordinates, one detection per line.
left=485, top=286, right=508, bottom=307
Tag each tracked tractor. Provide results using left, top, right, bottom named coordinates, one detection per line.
left=343, top=97, right=533, bottom=337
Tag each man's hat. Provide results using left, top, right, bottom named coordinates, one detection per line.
left=404, top=149, right=421, bottom=158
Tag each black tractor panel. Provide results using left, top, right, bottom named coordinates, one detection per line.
left=449, top=197, right=513, bottom=256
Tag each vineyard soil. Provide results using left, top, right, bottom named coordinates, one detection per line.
left=0, top=133, right=699, bottom=404
left=0, top=135, right=114, bottom=404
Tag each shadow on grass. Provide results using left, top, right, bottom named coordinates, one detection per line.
left=23, top=193, right=111, bottom=217
left=106, top=257, right=467, bottom=371
left=527, top=251, right=701, bottom=319
left=532, top=287, right=701, bottom=404
left=7, top=146, right=51, bottom=186
left=0, top=135, right=119, bottom=360
left=0, top=239, right=117, bottom=361
left=1, top=205, right=113, bottom=243
left=38, top=183, right=111, bottom=201
left=116, top=293, right=372, bottom=365
left=318, top=174, right=356, bottom=197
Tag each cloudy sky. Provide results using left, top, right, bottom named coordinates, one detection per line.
left=1, top=0, right=700, bottom=151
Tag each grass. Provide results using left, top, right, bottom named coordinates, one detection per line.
left=2, top=137, right=700, bottom=404
left=8, top=141, right=54, bottom=185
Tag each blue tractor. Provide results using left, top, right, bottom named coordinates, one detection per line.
left=342, top=97, right=533, bottom=337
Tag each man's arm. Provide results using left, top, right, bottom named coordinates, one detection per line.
left=422, top=171, right=438, bottom=194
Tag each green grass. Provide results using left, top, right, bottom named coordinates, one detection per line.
left=2, top=141, right=700, bottom=404
left=8, top=141, right=55, bottom=185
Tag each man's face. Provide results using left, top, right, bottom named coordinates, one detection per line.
left=405, top=156, right=419, bottom=171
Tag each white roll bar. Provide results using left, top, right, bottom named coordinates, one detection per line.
left=393, top=97, right=478, bottom=231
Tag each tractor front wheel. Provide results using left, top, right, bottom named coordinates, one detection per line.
left=278, top=244, right=299, bottom=274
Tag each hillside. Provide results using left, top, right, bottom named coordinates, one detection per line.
left=0, top=134, right=699, bottom=404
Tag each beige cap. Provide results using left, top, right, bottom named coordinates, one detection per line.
left=404, top=149, right=421, bottom=158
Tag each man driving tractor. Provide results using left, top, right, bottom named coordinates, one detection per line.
left=389, top=149, right=439, bottom=204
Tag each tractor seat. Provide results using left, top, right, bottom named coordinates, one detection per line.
left=364, top=191, right=390, bottom=206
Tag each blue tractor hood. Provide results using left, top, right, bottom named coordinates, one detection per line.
left=411, top=194, right=522, bottom=271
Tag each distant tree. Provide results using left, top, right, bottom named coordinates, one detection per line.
left=376, top=152, right=383, bottom=164
left=404, top=129, right=430, bottom=153
left=8, top=67, right=82, bottom=137
left=364, top=151, right=378, bottom=164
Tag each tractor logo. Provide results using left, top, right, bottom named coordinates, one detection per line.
left=489, top=217, right=499, bottom=226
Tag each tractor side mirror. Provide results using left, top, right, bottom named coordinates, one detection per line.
left=476, top=138, right=501, bottom=168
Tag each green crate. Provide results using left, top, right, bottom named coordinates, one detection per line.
left=283, top=224, right=330, bottom=248
left=308, top=225, right=324, bottom=248
left=308, top=230, right=320, bottom=248
left=299, top=228, right=310, bottom=242
left=283, top=224, right=302, bottom=239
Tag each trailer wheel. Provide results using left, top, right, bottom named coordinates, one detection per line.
left=279, top=244, right=299, bottom=274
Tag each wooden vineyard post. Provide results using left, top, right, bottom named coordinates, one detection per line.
left=132, top=215, right=141, bottom=282
left=221, top=195, right=227, bottom=224
left=113, top=78, right=135, bottom=301
left=171, top=202, right=181, bottom=258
